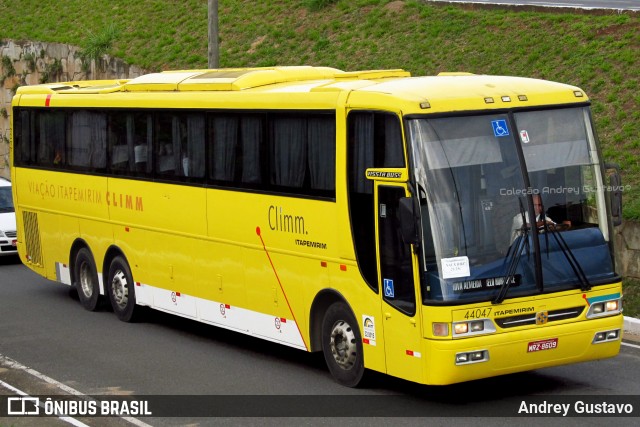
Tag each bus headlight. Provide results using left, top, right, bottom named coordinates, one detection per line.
left=433, top=319, right=496, bottom=338
left=593, top=329, right=620, bottom=344
left=454, top=320, right=484, bottom=335
left=455, top=349, right=489, bottom=365
left=606, top=300, right=620, bottom=312
left=452, top=319, right=496, bottom=338
left=586, top=298, right=622, bottom=319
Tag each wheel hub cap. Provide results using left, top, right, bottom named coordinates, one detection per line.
left=111, top=270, right=129, bottom=309
left=329, top=320, right=357, bottom=370
left=79, top=263, right=93, bottom=298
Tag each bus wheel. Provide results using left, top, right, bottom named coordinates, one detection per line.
left=74, top=248, right=100, bottom=311
left=321, top=302, right=365, bottom=387
left=107, top=256, right=137, bottom=322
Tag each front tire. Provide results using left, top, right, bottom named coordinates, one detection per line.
left=74, top=247, right=100, bottom=311
left=107, top=256, right=138, bottom=322
left=321, top=302, right=365, bottom=387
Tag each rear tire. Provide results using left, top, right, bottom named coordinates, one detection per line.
left=74, top=248, right=100, bottom=311
left=106, top=256, right=138, bottom=322
left=321, top=302, right=365, bottom=387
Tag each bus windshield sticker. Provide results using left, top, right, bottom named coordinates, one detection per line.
left=441, top=256, right=470, bottom=279
left=491, top=119, right=510, bottom=137
left=383, top=279, right=395, bottom=298
left=520, top=129, right=530, bottom=144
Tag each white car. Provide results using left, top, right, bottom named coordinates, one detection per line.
left=0, top=177, right=17, bottom=256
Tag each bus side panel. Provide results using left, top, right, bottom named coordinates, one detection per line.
left=192, top=239, right=247, bottom=309
left=240, top=248, right=308, bottom=348
left=13, top=168, right=49, bottom=277
left=105, top=179, right=241, bottom=309
left=106, top=178, right=206, bottom=235
left=14, top=169, right=109, bottom=282
left=206, top=189, right=341, bottom=350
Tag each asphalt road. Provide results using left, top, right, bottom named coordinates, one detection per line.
left=1, top=257, right=639, bottom=426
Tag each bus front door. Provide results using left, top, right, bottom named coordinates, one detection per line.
left=376, top=184, right=424, bottom=382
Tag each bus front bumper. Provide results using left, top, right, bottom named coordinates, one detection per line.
left=421, top=314, right=623, bottom=385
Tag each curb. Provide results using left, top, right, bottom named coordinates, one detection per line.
left=623, top=316, right=640, bottom=337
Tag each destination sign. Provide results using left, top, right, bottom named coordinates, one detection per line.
left=451, top=275, right=521, bottom=293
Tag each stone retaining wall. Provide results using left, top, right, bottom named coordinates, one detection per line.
left=0, top=39, right=146, bottom=177
left=615, top=221, right=640, bottom=280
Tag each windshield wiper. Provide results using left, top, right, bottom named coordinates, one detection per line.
left=494, top=199, right=529, bottom=304
left=540, top=215, right=591, bottom=291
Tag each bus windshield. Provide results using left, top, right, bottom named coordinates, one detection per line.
left=407, top=107, right=617, bottom=304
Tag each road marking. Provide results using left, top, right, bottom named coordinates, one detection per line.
left=0, top=378, right=90, bottom=427
left=0, top=353, right=152, bottom=427
left=622, top=341, right=640, bottom=350
left=530, top=2, right=585, bottom=5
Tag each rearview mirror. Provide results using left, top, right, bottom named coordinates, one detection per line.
left=605, top=163, right=622, bottom=226
left=398, top=197, right=420, bottom=246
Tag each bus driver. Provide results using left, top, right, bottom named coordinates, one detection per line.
left=511, top=194, right=569, bottom=240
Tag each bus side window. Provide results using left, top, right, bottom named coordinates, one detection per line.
left=131, top=113, right=152, bottom=175
left=110, top=141, right=129, bottom=170
left=36, top=111, right=66, bottom=167
left=13, top=109, right=36, bottom=166
left=108, top=112, right=131, bottom=173
left=69, top=110, right=106, bottom=171
left=348, top=111, right=405, bottom=292
left=155, top=113, right=176, bottom=176
left=270, top=116, right=307, bottom=189
left=183, top=114, right=205, bottom=178
left=307, top=116, right=335, bottom=192
left=239, top=115, right=263, bottom=185
left=210, top=114, right=240, bottom=183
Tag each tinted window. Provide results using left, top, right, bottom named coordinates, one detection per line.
left=347, top=111, right=405, bottom=291
left=208, top=112, right=335, bottom=198
left=13, top=108, right=335, bottom=198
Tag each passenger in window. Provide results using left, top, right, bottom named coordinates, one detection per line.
left=157, top=143, right=175, bottom=173
left=182, top=156, right=190, bottom=177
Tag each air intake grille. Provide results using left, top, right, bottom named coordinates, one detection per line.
left=22, top=211, right=43, bottom=266
left=495, top=306, right=585, bottom=328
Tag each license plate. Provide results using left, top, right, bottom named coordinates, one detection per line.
left=527, top=338, right=558, bottom=352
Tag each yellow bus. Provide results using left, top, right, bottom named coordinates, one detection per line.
left=10, top=66, right=624, bottom=387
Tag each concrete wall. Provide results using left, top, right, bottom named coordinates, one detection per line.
left=0, top=39, right=146, bottom=178
left=615, top=221, right=640, bottom=280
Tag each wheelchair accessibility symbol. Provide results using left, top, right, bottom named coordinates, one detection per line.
left=491, top=119, right=510, bottom=137
left=384, top=279, right=395, bottom=298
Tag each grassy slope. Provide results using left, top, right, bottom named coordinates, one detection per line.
left=1, top=0, right=638, bottom=217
